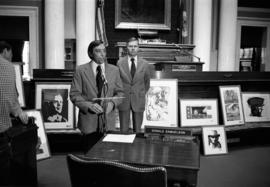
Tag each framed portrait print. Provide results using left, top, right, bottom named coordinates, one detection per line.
left=202, top=126, right=228, bottom=156
left=242, top=92, right=270, bottom=122
left=115, top=0, right=171, bottom=30
left=35, top=82, right=74, bottom=130
left=25, top=110, right=51, bottom=160
left=142, top=79, right=178, bottom=129
left=180, top=99, right=218, bottom=127
left=219, top=85, right=244, bottom=126
left=13, top=63, right=25, bottom=107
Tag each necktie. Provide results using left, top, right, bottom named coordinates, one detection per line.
left=130, top=58, right=136, bottom=78
left=96, top=65, right=104, bottom=98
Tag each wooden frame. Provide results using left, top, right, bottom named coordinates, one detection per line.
left=35, top=82, right=74, bottom=130
left=242, top=92, right=270, bottom=122
left=219, top=85, right=245, bottom=126
left=180, top=99, right=218, bottom=127
left=13, top=63, right=25, bottom=107
left=142, top=79, right=178, bottom=129
left=25, top=110, right=51, bottom=160
left=115, top=0, right=171, bottom=30
left=202, top=126, right=228, bottom=156
left=236, top=8, right=270, bottom=71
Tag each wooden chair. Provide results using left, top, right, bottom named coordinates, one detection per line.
left=66, top=154, right=167, bottom=187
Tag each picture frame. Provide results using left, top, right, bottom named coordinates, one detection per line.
left=180, top=99, right=218, bottom=127
left=202, top=126, right=228, bottom=156
left=13, top=63, right=25, bottom=107
left=242, top=92, right=270, bottom=122
left=25, top=110, right=51, bottom=160
left=219, top=85, right=244, bottom=126
left=115, top=0, right=171, bottom=30
left=142, top=79, right=178, bottom=129
left=35, top=82, right=74, bottom=130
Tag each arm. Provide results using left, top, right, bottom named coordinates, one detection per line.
left=9, top=67, right=28, bottom=124
left=105, top=68, right=124, bottom=114
left=144, top=63, right=151, bottom=92
left=112, top=68, right=124, bottom=107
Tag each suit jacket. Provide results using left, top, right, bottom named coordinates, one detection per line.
left=70, top=61, right=124, bottom=134
left=117, top=56, right=151, bottom=112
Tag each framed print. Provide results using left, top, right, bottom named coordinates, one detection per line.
left=13, top=63, right=25, bottom=107
left=219, top=85, right=244, bottom=126
left=242, top=92, right=270, bottom=122
left=25, top=110, right=51, bottom=160
left=115, top=0, right=171, bottom=30
left=35, top=82, right=74, bottom=130
left=202, top=126, right=228, bottom=155
left=180, top=99, right=218, bottom=127
left=142, top=79, right=178, bottom=129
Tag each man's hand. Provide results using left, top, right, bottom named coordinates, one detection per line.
left=88, top=103, right=104, bottom=114
left=106, top=101, right=114, bottom=114
left=19, top=112, right=29, bottom=124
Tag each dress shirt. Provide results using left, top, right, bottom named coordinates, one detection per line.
left=91, top=61, right=105, bottom=77
left=128, top=56, right=137, bottom=71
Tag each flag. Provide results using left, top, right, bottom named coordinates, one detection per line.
left=96, top=0, right=108, bottom=46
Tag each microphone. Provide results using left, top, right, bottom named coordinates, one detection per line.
left=174, top=44, right=201, bottom=62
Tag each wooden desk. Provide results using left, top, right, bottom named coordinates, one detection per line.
left=86, top=136, right=200, bottom=187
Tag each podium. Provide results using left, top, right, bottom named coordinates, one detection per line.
left=9, top=118, right=38, bottom=186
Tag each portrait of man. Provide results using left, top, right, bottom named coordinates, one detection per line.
left=247, top=97, right=264, bottom=117
left=42, top=89, right=68, bottom=123
left=208, top=130, right=222, bottom=149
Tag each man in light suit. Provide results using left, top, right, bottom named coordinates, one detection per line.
left=70, top=40, right=124, bottom=152
left=117, top=37, right=151, bottom=133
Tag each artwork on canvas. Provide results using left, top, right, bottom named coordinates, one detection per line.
left=115, top=0, right=171, bottom=30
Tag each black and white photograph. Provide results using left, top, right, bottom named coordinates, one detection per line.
left=1, top=1, right=270, bottom=186
left=35, top=82, right=74, bottom=130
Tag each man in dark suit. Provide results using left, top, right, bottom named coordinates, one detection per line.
left=117, top=37, right=151, bottom=133
left=70, top=40, right=124, bottom=152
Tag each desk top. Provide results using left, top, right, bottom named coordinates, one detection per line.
left=86, top=136, right=200, bottom=171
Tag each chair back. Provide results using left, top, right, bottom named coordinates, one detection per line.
left=67, top=154, right=167, bottom=187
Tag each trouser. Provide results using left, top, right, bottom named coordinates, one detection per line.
left=0, top=132, right=12, bottom=185
left=119, top=110, right=144, bottom=133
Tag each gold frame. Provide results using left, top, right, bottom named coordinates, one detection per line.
left=115, top=0, right=171, bottom=30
